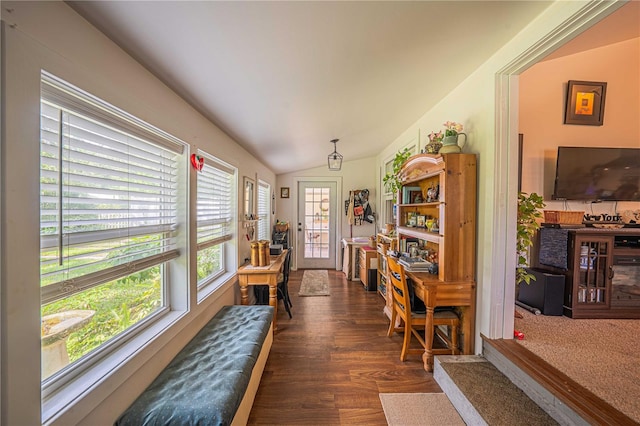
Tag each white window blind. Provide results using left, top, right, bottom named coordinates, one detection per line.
left=40, top=75, right=182, bottom=305
left=258, top=181, right=270, bottom=241
left=196, top=151, right=235, bottom=251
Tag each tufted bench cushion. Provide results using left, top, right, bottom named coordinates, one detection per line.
left=116, top=305, right=273, bottom=426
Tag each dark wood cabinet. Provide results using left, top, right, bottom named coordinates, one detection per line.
left=534, top=228, right=640, bottom=319
left=566, top=234, right=613, bottom=317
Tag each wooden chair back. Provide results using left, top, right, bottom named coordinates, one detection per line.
left=386, top=256, right=427, bottom=360
left=386, top=256, right=461, bottom=362
left=387, top=256, right=413, bottom=322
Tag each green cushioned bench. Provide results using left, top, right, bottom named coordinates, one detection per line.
left=116, top=305, right=273, bottom=426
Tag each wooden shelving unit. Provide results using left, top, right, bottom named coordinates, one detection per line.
left=376, top=233, right=396, bottom=302
left=395, top=153, right=477, bottom=283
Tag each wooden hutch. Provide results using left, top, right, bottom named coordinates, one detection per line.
left=378, top=153, right=477, bottom=371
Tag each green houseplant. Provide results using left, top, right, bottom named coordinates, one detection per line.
left=383, top=148, right=412, bottom=202
left=516, top=191, right=545, bottom=285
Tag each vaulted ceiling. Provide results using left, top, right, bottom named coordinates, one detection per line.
left=69, top=1, right=635, bottom=175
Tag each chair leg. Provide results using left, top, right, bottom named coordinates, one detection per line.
left=400, top=321, right=411, bottom=362
left=277, top=287, right=292, bottom=319
left=283, top=281, right=292, bottom=308
left=387, top=309, right=397, bottom=337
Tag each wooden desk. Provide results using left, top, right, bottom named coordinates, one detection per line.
left=406, top=271, right=476, bottom=372
left=237, top=249, right=288, bottom=330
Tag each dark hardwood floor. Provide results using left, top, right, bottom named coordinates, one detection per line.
left=248, top=269, right=441, bottom=425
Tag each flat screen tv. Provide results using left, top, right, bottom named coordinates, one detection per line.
left=553, top=146, right=640, bottom=201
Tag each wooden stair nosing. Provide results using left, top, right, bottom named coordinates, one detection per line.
left=482, top=335, right=637, bottom=426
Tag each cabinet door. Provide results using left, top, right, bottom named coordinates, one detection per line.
left=573, top=236, right=613, bottom=309
left=359, top=249, right=367, bottom=285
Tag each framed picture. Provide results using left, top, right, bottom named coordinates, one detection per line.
left=416, top=215, right=426, bottom=228
left=406, top=241, right=418, bottom=253
left=564, top=80, right=607, bottom=126
left=407, top=212, right=417, bottom=227
left=402, top=186, right=420, bottom=204
left=409, top=190, right=423, bottom=204
left=280, top=187, right=290, bottom=198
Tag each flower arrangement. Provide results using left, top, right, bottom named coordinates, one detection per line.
left=443, top=121, right=463, bottom=137
left=427, top=130, right=443, bottom=142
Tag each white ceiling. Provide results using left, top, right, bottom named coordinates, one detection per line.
left=69, top=1, right=562, bottom=174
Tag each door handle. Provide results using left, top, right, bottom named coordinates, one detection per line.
left=608, top=265, right=615, bottom=280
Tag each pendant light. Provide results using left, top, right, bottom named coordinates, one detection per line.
left=327, top=139, right=343, bottom=171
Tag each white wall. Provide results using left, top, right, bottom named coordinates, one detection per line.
left=520, top=37, right=640, bottom=215
left=375, top=0, right=626, bottom=352
left=276, top=156, right=378, bottom=269
left=277, top=156, right=378, bottom=238
left=1, top=2, right=275, bottom=424
left=0, top=0, right=630, bottom=423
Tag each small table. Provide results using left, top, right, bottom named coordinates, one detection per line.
left=237, top=249, right=288, bottom=330
left=406, top=271, right=476, bottom=372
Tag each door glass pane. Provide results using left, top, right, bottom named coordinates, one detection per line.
left=304, top=187, right=330, bottom=259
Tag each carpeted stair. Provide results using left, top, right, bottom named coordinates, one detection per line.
left=434, top=355, right=559, bottom=425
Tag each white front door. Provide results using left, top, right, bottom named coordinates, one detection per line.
left=296, top=181, right=337, bottom=269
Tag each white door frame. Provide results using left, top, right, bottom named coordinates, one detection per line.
left=292, top=176, right=342, bottom=271
left=491, top=1, right=625, bottom=341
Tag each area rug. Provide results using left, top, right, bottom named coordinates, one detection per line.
left=379, top=393, right=464, bottom=426
left=298, top=270, right=330, bottom=296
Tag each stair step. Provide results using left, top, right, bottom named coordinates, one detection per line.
left=482, top=336, right=636, bottom=426
left=434, top=355, right=559, bottom=425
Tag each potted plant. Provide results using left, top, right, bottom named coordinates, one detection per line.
left=516, top=191, right=545, bottom=285
left=383, top=148, right=412, bottom=202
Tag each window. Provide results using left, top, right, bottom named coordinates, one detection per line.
left=196, top=150, right=235, bottom=287
left=39, top=73, right=184, bottom=381
left=257, top=180, right=271, bottom=241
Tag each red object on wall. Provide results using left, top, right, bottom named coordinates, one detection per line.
left=191, top=154, right=204, bottom=171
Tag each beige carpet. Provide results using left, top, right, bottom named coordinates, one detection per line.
left=439, top=359, right=558, bottom=425
left=379, top=393, right=464, bottom=426
left=515, top=308, right=640, bottom=423
left=298, top=269, right=330, bottom=296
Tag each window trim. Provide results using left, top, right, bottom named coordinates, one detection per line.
left=42, top=73, right=184, bottom=155
left=195, top=150, right=237, bottom=292
left=39, top=72, right=188, bottom=403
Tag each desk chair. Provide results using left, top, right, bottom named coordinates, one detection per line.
left=386, top=256, right=460, bottom=361
left=277, top=248, right=293, bottom=318
left=253, top=249, right=292, bottom=318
